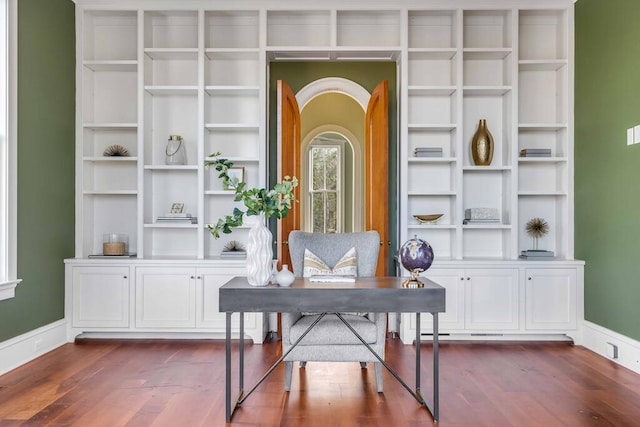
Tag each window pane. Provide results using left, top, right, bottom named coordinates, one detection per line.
left=311, top=192, right=324, bottom=233
left=326, top=192, right=337, bottom=233
left=325, top=147, right=338, bottom=190
left=311, top=148, right=324, bottom=190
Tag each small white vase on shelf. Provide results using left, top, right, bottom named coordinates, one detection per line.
left=246, top=214, right=272, bottom=287
left=276, top=264, right=295, bottom=287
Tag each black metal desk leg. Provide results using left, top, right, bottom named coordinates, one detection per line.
left=416, top=313, right=421, bottom=393
left=239, top=312, right=244, bottom=397
left=225, top=312, right=232, bottom=423
left=433, top=312, right=439, bottom=422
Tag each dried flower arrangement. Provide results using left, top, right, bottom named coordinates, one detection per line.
left=526, top=217, right=549, bottom=250
left=223, top=240, right=246, bottom=252
left=103, top=144, right=130, bottom=157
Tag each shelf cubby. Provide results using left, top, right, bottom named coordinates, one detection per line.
left=205, top=51, right=260, bottom=86
left=83, top=11, right=138, bottom=61
left=143, top=93, right=198, bottom=166
left=462, top=228, right=511, bottom=258
left=83, top=160, right=137, bottom=194
left=82, top=127, right=137, bottom=158
left=82, top=194, right=137, bottom=256
left=463, top=10, right=512, bottom=49
left=519, top=10, right=567, bottom=61
left=463, top=93, right=512, bottom=167
left=82, top=66, right=137, bottom=124
left=408, top=128, right=457, bottom=157
left=205, top=11, right=259, bottom=49
left=143, top=228, right=198, bottom=258
left=144, top=11, right=198, bottom=49
left=267, top=11, right=330, bottom=47
left=337, top=10, right=401, bottom=47
left=408, top=10, right=457, bottom=49
left=518, top=197, right=567, bottom=257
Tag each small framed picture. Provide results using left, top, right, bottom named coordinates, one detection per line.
left=225, top=167, right=245, bottom=190
left=170, top=203, right=184, bottom=214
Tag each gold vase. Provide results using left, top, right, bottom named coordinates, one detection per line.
left=471, top=119, right=494, bottom=166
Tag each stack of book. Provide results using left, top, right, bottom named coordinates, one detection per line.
left=519, top=250, right=555, bottom=260
left=520, top=148, right=552, bottom=157
left=156, top=213, right=197, bottom=224
left=414, top=147, right=443, bottom=158
left=220, top=250, right=246, bottom=259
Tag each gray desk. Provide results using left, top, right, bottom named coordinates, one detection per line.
left=220, top=276, right=445, bottom=423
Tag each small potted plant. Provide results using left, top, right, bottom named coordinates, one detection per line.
left=205, top=152, right=298, bottom=286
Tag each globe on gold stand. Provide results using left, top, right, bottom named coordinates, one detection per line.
left=399, top=235, right=434, bottom=288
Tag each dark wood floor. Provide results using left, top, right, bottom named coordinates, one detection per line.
left=0, top=337, right=639, bottom=426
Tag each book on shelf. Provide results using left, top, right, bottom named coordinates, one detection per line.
left=162, top=212, right=192, bottom=218
left=309, top=274, right=356, bottom=283
left=156, top=215, right=197, bottom=224
left=89, top=253, right=137, bottom=258
left=519, top=254, right=555, bottom=260
left=414, top=151, right=443, bottom=157
left=220, top=251, right=247, bottom=259
left=415, top=147, right=443, bottom=152
left=463, top=219, right=501, bottom=224
left=520, top=148, right=552, bottom=157
left=521, top=250, right=555, bottom=257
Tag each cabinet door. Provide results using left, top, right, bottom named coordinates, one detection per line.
left=135, top=267, right=196, bottom=328
left=525, top=268, right=577, bottom=330
left=415, top=269, right=465, bottom=332
left=465, top=268, right=519, bottom=330
left=72, top=266, right=130, bottom=328
left=196, top=268, right=256, bottom=331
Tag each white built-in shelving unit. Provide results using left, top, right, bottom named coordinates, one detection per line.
left=68, top=0, right=582, bottom=344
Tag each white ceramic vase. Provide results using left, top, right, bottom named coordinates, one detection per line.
left=276, top=264, right=295, bottom=287
left=246, top=214, right=273, bottom=287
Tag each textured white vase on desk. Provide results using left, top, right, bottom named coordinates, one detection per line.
left=246, top=214, right=272, bottom=287
left=276, top=264, right=295, bottom=287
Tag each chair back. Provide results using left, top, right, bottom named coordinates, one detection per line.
left=288, top=231, right=380, bottom=278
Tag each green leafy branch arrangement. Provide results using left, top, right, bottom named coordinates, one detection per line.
left=205, top=152, right=298, bottom=238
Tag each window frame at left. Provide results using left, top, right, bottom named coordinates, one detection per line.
left=0, top=0, right=20, bottom=300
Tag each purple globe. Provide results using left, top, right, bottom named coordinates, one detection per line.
left=400, top=236, right=434, bottom=273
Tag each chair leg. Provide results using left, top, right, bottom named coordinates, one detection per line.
left=360, top=362, right=367, bottom=369
left=285, top=361, right=293, bottom=391
left=299, top=361, right=307, bottom=368
left=375, top=362, right=383, bottom=393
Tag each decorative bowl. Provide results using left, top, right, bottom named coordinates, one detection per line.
left=413, top=214, right=443, bottom=224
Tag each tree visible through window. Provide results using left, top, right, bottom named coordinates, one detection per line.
left=309, top=145, right=341, bottom=233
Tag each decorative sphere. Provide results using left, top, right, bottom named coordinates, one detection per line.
left=400, top=235, right=434, bottom=273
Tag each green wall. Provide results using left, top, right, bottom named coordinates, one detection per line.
left=0, top=0, right=75, bottom=342
left=575, top=0, right=640, bottom=341
left=268, top=62, right=398, bottom=271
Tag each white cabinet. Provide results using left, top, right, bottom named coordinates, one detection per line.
left=135, top=267, right=196, bottom=328
left=465, top=268, right=519, bottom=330
left=65, top=261, right=266, bottom=343
left=399, top=261, right=583, bottom=344
left=70, top=266, right=130, bottom=328
left=409, top=268, right=465, bottom=331
left=525, top=268, right=577, bottom=330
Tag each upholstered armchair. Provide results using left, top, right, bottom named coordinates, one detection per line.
left=282, top=230, right=387, bottom=392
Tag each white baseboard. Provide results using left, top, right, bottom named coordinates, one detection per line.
left=582, top=321, right=640, bottom=375
left=0, top=319, right=68, bottom=376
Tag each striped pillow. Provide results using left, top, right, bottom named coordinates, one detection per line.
left=303, top=247, right=357, bottom=277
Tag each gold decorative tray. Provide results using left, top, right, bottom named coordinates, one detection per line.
left=413, top=214, right=443, bottom=224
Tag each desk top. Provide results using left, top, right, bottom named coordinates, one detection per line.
left=219, top=276, right=445, bottom=313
